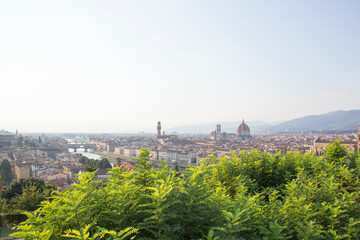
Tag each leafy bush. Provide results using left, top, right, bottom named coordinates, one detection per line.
left=11, top=142, right=360, bottom=239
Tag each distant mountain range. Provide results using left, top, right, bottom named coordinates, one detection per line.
left=0, top=130, right=14, bottom=135
left=166, top=110, right=360, bottom=134
left=267, top=110, right=360, bottom=132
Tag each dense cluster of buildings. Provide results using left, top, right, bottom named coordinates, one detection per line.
left=89, top=121, right=360, bottom=167
left=0, top=121, right=359, bottom=189
left=0, top=134, right=84, bottom=188
left=312, top=124, right=360, bottom=154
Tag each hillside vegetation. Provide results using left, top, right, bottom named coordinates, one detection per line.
left=12, top=141, right=360, bottom=239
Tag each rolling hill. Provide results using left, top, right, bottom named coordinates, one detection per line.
left=268, top=110, right=360, bottom=132
left=0, top=130, right=14, bottom=135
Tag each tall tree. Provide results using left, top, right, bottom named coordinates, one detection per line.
left=99, top=158, right=112, bottom=169
left=1, top=177, right=45, bottom=201
left=0, top=159, right=13, bottom=185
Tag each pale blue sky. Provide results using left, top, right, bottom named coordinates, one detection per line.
left=1, top=1, right=359, bottom=133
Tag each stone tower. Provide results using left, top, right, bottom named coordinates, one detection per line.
left=157, top=121, right=161, bottom=136
left=215, top=124, right=221, bottom=141
left=216, top=124, right=221, bottom=135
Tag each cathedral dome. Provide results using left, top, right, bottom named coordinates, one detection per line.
left=237, top=119, right=250, bottom=136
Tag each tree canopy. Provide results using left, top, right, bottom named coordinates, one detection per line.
left=1, top=177, right=55, bottom=212
left=1, top=177, right=46, bottom=201
left=0, top=159, right=13, bottom=185
left=79, top=156, right=112, bottom=169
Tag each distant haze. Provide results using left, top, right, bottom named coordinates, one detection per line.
left=166, top=110, right=360, bottom=134
left=166, top=120, right=282, bottom=134
left=1, top=1, right=359, bottom=133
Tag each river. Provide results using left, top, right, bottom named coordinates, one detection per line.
left=66, top=139, right=102, bottom=160
left=72, top=149, right=102, bottom=160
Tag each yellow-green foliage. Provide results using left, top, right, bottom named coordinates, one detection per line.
left=11, top=143, right=360, bottom=239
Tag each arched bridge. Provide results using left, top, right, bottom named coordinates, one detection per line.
left=66, top=143, right=97, bottom=152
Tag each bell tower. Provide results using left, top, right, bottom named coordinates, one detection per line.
left=157, top=121, right=161, bottom=136
left=216, top=124, right=221, bottom=135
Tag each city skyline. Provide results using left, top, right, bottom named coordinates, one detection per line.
left=1, top=1, right=359, bottom=133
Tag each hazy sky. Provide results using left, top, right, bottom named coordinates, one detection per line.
left=1, top=0, right=359, bottom=133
